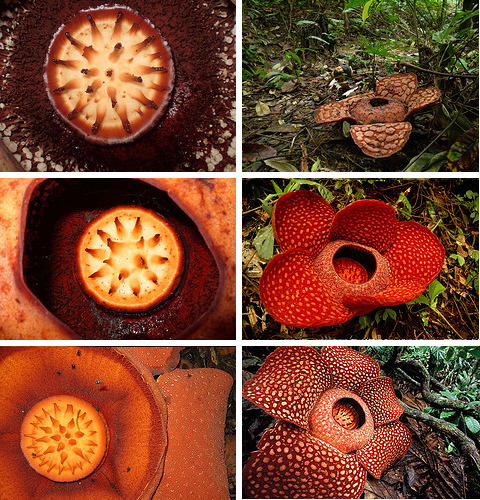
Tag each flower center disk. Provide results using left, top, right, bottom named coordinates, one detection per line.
left=76, top=206, right=184, bottom=312
left=44, top=6, right=175, bottom=145
left=20, top=395, right=109, bottom=482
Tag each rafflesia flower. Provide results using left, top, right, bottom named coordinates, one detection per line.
left=315, top=73, right=441, bottom=158
left=259, top=189, right=445, bottom=328
left=243, top=346, right=411, bottom=499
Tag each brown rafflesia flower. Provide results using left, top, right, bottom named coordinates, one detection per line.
left=243, top=346, right=411, bottom=499
left=315, top=73, right=441, bottom=158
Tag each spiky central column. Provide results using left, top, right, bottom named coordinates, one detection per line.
left=20, top=395, right=109, bottom=482
left=76, top=206, right=184, bottom=312
left=44, top=6, right=175, bottom=144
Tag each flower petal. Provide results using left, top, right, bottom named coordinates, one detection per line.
left=328, top=199, right=397, bottom=253
left=272, top=190, right=335, bottom=255
left=259, top=249, right=356, bottom=328
left=350, top=122, right=412, bottom=158
left=319, top=347, right=380, bottom=393
left=314, top=93, right=374, bottom=124
left=243, top=347, right=330, bottom=428
left=342, top=278, right=428, bottom=308
left=375, top=73, right=418, bottom=103
left=385, top=220, right=445, bottom=285
left=358, top=377, right=404, bottom=427
left=356, top=420, right=411, bottom=479
left=243, top=421, right=367, bottom=499
left=406, top=87, right=441, bottom=119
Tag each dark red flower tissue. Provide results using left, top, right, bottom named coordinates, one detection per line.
left=243, top=346, right=411, bottom=499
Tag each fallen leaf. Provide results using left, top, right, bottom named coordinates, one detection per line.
left=255, top=101, right=271, bottom=116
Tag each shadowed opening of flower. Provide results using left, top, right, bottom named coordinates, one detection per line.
left=314, top=73, right=441, bottom=158
left=243, top=346, right=412, bottom=499
left=259, top=190, right=445, bottom=329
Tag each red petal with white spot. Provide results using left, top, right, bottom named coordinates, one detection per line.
left=319, top=347, right=380, bottom=393
left=259, top=249, right=357, bottom=328
left=385, top=220, right=445, bottom=285
left=243, top=421, right=367, bottom=499
left=242, top=346, right=331, bottom=429
left=272, top=190, right=335, bottom=256
left=358, top=377, right=404, bottom=427
left=375, top=73, right=418, bottom=103
left=328, top=200, right=397, bottom=253
left=406, top=87, right=441, bottom=119
left=342, top=278, right=428, bottom=308
left=356, top=420, right=411, bottom=479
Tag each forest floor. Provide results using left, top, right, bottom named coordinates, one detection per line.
left=242, top=4, right=479, bottom=172
left=242, top=178, right=479, bottom=340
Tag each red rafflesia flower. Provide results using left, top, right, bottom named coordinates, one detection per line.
left=243, top=346, right=411, bottom=499
left=259, top=189, right=445, bottom=328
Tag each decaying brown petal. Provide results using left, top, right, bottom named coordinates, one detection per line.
left=406, top=87, right=442, bottom=119
left=350, top=122, right=412, bottom=158
left=314, top=92, right=375, bottom=124
left=375, top=73, right=418, bottom=103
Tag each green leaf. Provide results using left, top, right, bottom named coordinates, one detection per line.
left=468, top=348, right=480, bottom=359
left=407, top=295, right=430, bottom=306
left=253, top=225, right=275, bottom=260
left=362, top=0, right=384, bottom=22
left=440, top=410, right=457, bottom=419
left=440, top=390, right=458, bottom=400
left=429, top=280, right=446, bottom=301
left=264, top=160, right=299, bottom=172
left=316, top=185, right=334, bottom=203
left=465, top=416, right=480, bottom=434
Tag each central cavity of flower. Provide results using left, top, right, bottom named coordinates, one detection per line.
left=332, top=399, right=360, bottom=429
left=309, top=388, right=374, bottom=454
left=313, top=240, right=389, bottom=303
left=76, top=206, right=184, bottom=312
left=20, top=395, right=109, bottom=482
left=44, top=6, right=175, bottom=144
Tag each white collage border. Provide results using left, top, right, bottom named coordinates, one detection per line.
left=0, top=2, right=479, bottom=499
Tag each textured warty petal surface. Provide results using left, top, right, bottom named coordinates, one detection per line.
left=375, top=73, right=418, bottom=103
left=314, top=92, right=376, bottom=125
left=272, top=190, right=335, bottom=256
left=384, top=220, right=445, bottom=285
left=358, top=377, right=404, bottom=427
left=406, top=87, right=441, bottom=119
left=243, top=421, right=367, bottom=499
left=351, top=122, right=412, bottom=158
left=356, top=420, right=411, bottom=479
left=242, top=346, right=331, bottom=429
left=259, top=249, right=356, bottom=328
left=319, top=347, right=380, bottom=393
left=328, top=199, right=397, bottom=253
